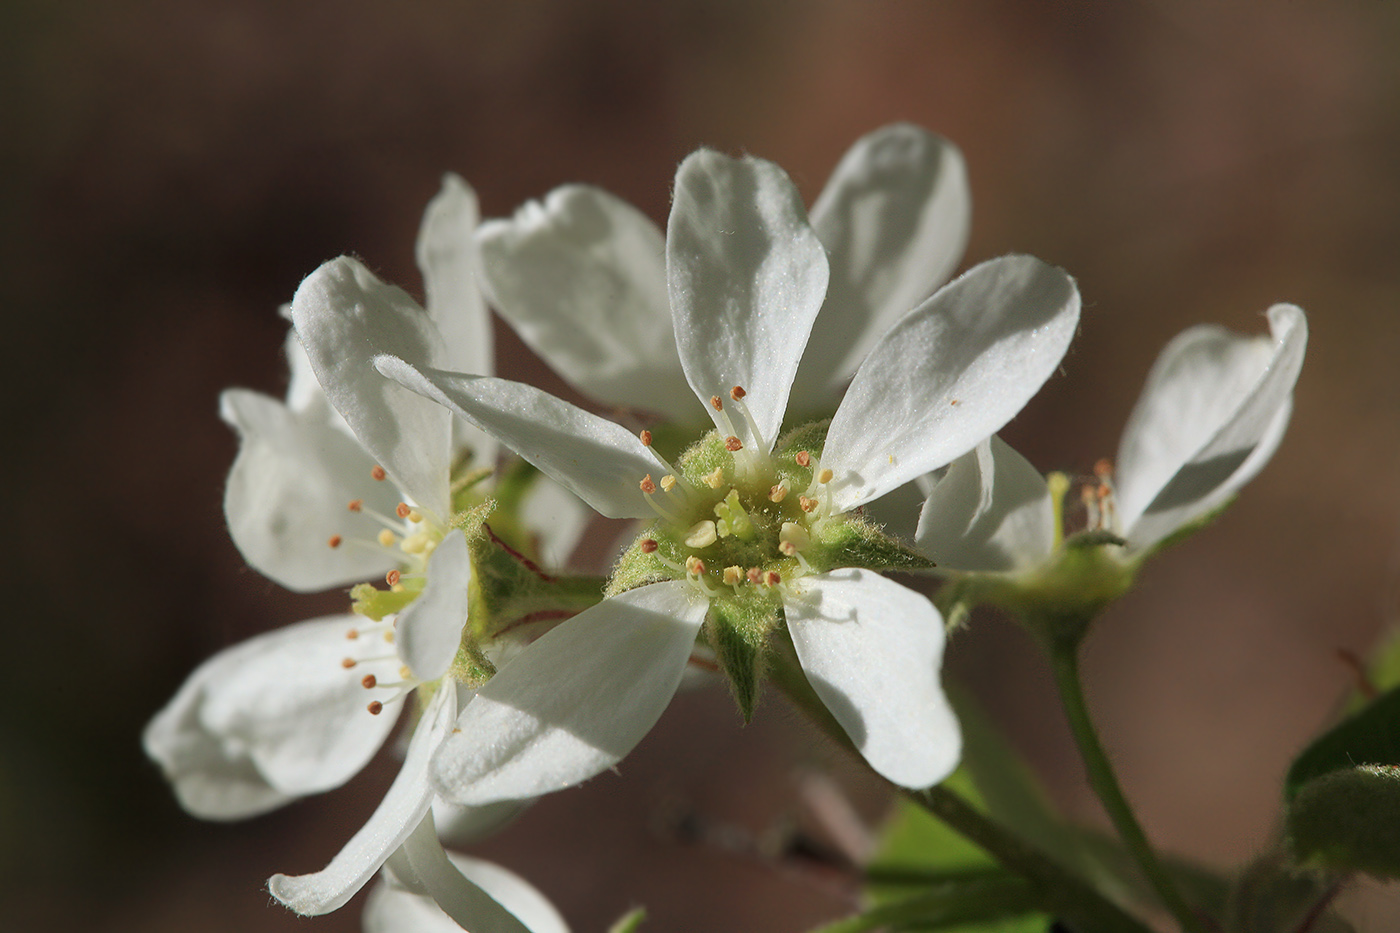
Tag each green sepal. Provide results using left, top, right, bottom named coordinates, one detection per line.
left=1287, top=765, right=1400, bottom=879
left=809, top=514, right=936, bottom=575
left=350, top=582, right=420, bottom=621
left=606, top=907, right=647, bottom=933
left=448, top=638, right=497, bottom=689
left=605, top=528, right=671, bottom=598
left=1285, top=685, right=1400, bottom=800
left=706, top=592, right=778, bottom=722
left=468, top=522, right=606, bottom=642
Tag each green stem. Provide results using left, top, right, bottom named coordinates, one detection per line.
left=767, top=646, right=1152, bottom=933
left=1050, top=642, right=1206, bottom=933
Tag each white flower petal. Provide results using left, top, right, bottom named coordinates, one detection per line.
left=194, top=616, right=403, bottom=796
left=1118, top=304, right=1307, bottom=551
left=376, top=816, right=551, bottom=933
left=220, top=388, right=399, bottom=593
left=794, top=124, right=970, bottom=412
left=431, top=581, right=705, bottom=806
left=823, top=256, right=1080, bottom=512
left=915, top=436, right=1054, bottom=572
left=291, top=257, right=452, bottom=516
left=416, top=174, right=499, bottom=465
left=667, top=150, right=829, bottom=447
left=432, top=797, right=533, bottom=848
left=269, top=682, right=459, bottom=916
left=478, top=185, right=692, bottom=422
left=143, top=616, right=399, bottom=817
left=784, top=570, right=961, bottom=789
left=374, top=357, right=664, bottom=520
left=397, top=532, right=472, bottom=683
left=519, top=477, right=592, bottom=568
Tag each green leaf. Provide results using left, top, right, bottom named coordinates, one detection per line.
left=810, top=872, right=1041, bottom=933
left=1288, top=765, right=1400, bottom=879
left=1285, top=685, right=1400, bottom=800
left=607, top=906, right=647, bottom=933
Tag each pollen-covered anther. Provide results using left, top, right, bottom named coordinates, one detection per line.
left=795, top=450, right=811, bottom=468
left=640, top=538, right=659, bottom=554
left=399, top=665, right=412, bottom=680
left=395, top=502, right=411, bottom=519
left=348, top=499, right=365, bottom=512
left=377, top=529, right=397, bottom=548
left=746, top=567, right=761, bottom=584
left=817, top=468, right=834, bottom=485
left=639, top=429, right=653, bottom=447
left=407, top=509, right=422, bottom=523
left=710, top=395, right=724, bottom=411
left=684, top=520, right=718, bottom=548
left=660, top=474, right=677, bottom=492
left=361, top=674, right=377, bottom=689
left=703, top=467, right=726, bottom=490
left=640, top=474, right=657, bottom=494
left=723, top=566, right=743, bottom=586
left=371, top=465, right=387, bottom=481
left=367, top=701, right=384, bottom=715
left=327, top=534, right=343, bottom=549
left=799, top=495, right=818, bottom=513
left=685, top=556, right=707, bottom=576
left=763, top=570, right=781, bottom=587
left=724, top=435, right=743, bottom=452
left=340, top=657, right=356, bottom=669
left=385, top=569, right=401, bottom=586
left=383, top=630, right=395, bottom=644
left=345, top=628, right=359, bottom=640
left=769, top=483, right=788, bottom=503
left=729, top=385, right=746, bottom=400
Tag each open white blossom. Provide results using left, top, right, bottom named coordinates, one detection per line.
left=914, top=305, right=1308, bottom=575
left=475, top=123, right=969, bottom=426
left=373, top=147, right=1080, bottom=801
left=145, top=177, right=583, bottom=918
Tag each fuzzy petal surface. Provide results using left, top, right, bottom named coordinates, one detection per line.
left=143, top=616, right=399, bottom=817
left=478, top=184, right=692, bottom=422
left=785, top=570, right=961, bottom=789
left=668, top=150, right=829, bottom=448
left=292, top=257, right=452, bottom=515
left=268, top=682, right=459, bottom=916
left=520, top=478, right=592, bottom=567
left=375, top=357, right=664, bottom=520
left=431, top=581, right=706, bottom=806
left=416, top=173, right=498, bottom=464
left=1117, top=304, right=1307, bottom=550
left=795, top=124, right=970, bottom=412
left=915, top=436, right=1054, bottom=572
left=221, top=388, right=398, bottom=592
left=397, top=532, right=472, bottom=683
left=823, top=256, right=1079, bottom=512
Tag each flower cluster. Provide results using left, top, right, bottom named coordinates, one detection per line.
left=146, top=124, right=1312, bottom=932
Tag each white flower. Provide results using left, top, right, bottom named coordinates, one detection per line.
left=145, top=177, right=585, bottom=917
left=474, top=123, right=969, bottom=426
left=914, top=305, right=1308, bottom=576
left=374, top=148, right=1079, bottom=799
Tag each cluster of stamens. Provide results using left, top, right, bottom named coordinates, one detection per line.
left=324, top=464, right=445, bottom=590
left=338, top=617, right=419, bottom=715
left=1080, top=458, right=1119, bottom=533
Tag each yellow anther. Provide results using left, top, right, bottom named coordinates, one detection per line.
left=390, top=583, right=405, bottom=593
left=345, top=628, right=360, bottom=640
left=780, top=521, right=810, bottom=553
left=684, top=520, right=718, bottom=549
left=659, top=474, right=677, bottom=492
left=703, top=467, right=725, bottom=489
left=817, top=468, right=834, bottom=484
left=377, top=528, right=397, bottom=548
left=685, top=556, right=707, bottom=576
left=399, top=665, right=413, bottom=680
left=383, top=630, right=395, bottom=644
left=769, top=483, right=788, bottom=503
left=723, top=566, right=743, bottom=586
left=401, top=531, right=432, bottom=555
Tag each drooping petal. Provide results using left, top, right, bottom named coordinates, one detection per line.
left=397, top=531, right=472, bottom=683
left=432, top=797, right=533, bottom=848
left=667, top=150, right=830, bottom=448
left=143, top=616, right=400, bottom=818
left=823, top=256, right=1080, bottom=512
left=784, top=570, right=961, bottom=789
left=915, top=436, right=1055, bottom=572
left=416, top=174, right=499, bottom=465
left=221, top=389, right=399, bottom=593
left=519, top=477, right=592, bottom=567
left=375, top=357, right=664, bottom=520
left=269, top=681, right=459, bottom=916
left=292, top=257, right=452, bottom=516
left=431, top=581, right=706, bottom=806
left=194, top=616, right=403, bottom=796
left=1115, top=304, right=1307, bottom=551
left=793, top=124, right=970, bottom=412
left=477, top=185, right=693, bottom=423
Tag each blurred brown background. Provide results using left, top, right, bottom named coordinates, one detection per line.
left=4, top=1, right=1400, bottom=930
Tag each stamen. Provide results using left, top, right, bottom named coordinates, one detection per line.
left=747, top=567, right=762, bottom=584
left=724, top=435, right=743, bottom=452
left=407, top=510, right=422, bottom=523
left=641, top=475, right=681, bottom=522
left=371, top=465, right=387, bottom=481
left=729, top=386, right=746, bottom=400
left=723, top=566, right=743, bottom=587
left=399, top=665, right=413, bottom=680
left=640, top=474, right=657, bottom=494
left=328, top=535, right=343, bottom=549
left=686, top=556, right=707, bottom=576
left=702, top=467, right=726, bottom=490
left=639, top=429, right=653, bottom=446
left=341, top=657, right=356, bottom=669
left=684, top=520, right=718, bottom=549
left=348, top=499, right=364, bottom=512
left=763, top=570, right=781, bottom=587
left=1094, top=458, right=1114, bottom=481
left=709, top=395, right=723, bottom=411
left=383, top=630, right=395, bottom=644
left=780, top=521, right=810, bottom=554
left=799, top=496, right=818, bottom=513
left=367, top=701, right=384, bottom=715
left=378, top=529, right=398, bottom=548
left=817, top=468, right=834, bottom=485
left=660, top=474, right=677, bottom=492
left=386, top=569, right=401, bottom=586
left=400, top=531, right=433, bottom=555
left=795, top=451, right=811, bottom=468
left=640, top=538, right=659, bottom=554
left=396, top=502, right=411, bottom=519
left=725, top=385, right=768, bottom=453
left=346, top=628, right=360, bottom=640
left=769, top=482, right=788, bottom=503
left=361, top=674, right=378, bottom=689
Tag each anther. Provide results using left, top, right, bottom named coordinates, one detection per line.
left=371, top=465, right=387, bottom=481
left=640, top=474, right=657, bottom=494
left=799, top=496, right=818, bottom=513
left=639, top=430, right=653, bottom=446
left=377, top=529, right=397, bottom=548
left=328, top=534, right=343, bottom=549
left=386, top=569, right=401, bottom=586
left=407, top=510, right=422, bottom=523
left=769, top=483, right=788, bottom=503
left=660, top=474, right=677, bottom=492
left=341, top=657, right=356, bottom=669
left=383, top=631, right=395, bottom=644
left=1094, top=458, right=1114, bottom=480
left=346, top=628, right=359, bottom=640
left=703, top=467, right=726, bottom=489
left=367, top=701, right=384, bottom=715
left=747, top=567, right=762, bottom=584
left=361, top=674, right=378, bottom=689
left=763, top=570, right=781, bottom=587
left=723, top=566, right=743, bottom=586
left=724, top=436, right=743, bottom=452
left=685, top=520, right=718, bottom=549
left=399, top=665, right=413, bottom=680
left=817, top=468, right=834, bottom=485
left=795, top=451, right=811, bottom=468
left=348, top=499, right=365, bottom=512
left=640, top=538, right=659, bottom=554
left=396, top=502, right=411, bottom=519
left=730, top=386, right=746, bottom=400
left=710, top=395, right=724, bottom=411
left=685, top=556, right=707, bottom=576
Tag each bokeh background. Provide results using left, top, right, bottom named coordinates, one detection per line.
left=5, top=1, right=1400, bottom=930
